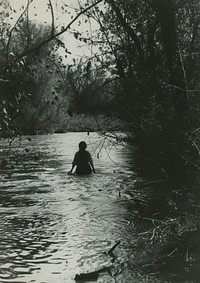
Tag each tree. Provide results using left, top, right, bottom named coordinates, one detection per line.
left=80, top=0, right=200, bottom=177
left=1, top=0, right=200, bottom=177
left=0, top=0, right=104, bottom=136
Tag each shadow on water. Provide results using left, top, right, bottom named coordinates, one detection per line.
left=0, top=133, right=200, bottom=283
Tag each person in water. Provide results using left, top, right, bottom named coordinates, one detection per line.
left=68, top=141, right=95, bottom=175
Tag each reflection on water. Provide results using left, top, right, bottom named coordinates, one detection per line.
left=0, top=133, right=199, bottom=283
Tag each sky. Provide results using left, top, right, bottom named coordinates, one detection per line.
left=4, top=0, right=101, bottom=63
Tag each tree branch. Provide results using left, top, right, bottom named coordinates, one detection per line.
left=48, top=0, right=55, bottom=37
left=6, top=0, right=34, bottom=60
left=106, top=0, right=144, bottom=62
left=179, top=49, right=190, bottom=105
left=26, top=0, right=31, bottom=51
left=15, top=0, right=103, bottom=61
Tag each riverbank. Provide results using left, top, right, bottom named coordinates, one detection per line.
left=55, top=114, right=127, bottom=133
left=124, top=178, right=200, bottom=282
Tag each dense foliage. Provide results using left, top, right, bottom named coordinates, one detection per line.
left=0, top=0, right=103, bottom=136
left=83, top=0, right=200, bottom=177
left=1, top=1, right=200, bottom=279
left=1, top=0, right=200, bottom=177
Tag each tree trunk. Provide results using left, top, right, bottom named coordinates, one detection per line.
left=152, top=0, right=189, bottom=129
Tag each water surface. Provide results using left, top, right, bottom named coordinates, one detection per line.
left=0, top=133, right=198, bottom=283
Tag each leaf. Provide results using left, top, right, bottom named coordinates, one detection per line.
left=74, top=32, right=79, bottom=39
left=86, top=61, right=91, bottom=72
left=3, top=108, right=8, bottom=115
left=67, top=109, right=73, bottom=117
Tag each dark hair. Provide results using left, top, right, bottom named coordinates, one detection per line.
left=79, top=141, right=87, bottom=150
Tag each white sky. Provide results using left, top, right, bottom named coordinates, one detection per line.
left=5, top=0, right=101, bottom=62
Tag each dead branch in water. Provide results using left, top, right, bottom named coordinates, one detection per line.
left=75, top=241, right=121, bottom=281
left=108, top=240, right=121, bottom=256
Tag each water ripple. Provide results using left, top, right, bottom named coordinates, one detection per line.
left=0, top=133, right=187, bottom=283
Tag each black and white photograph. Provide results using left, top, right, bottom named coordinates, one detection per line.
left=0, top=0, right=200, bottom=282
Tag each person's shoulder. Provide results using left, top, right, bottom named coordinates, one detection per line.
left=85, top=150, right=92, bottom=157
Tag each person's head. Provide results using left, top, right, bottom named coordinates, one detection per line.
left=79, top=141, right=87, bottom=151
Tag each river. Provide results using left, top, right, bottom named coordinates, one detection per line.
left=0, top=132, right=199, bottom=283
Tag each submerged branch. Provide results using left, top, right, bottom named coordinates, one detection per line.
left=108, top=240, right=121, bottom=255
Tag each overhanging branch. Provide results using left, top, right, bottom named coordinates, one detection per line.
left=15, top=0, right=103, bottom=61
left=48, top=0, right=55, bottom=37
left=6, top=0, right=34, bottom=61
left=106, top=0, right=144, bottom=62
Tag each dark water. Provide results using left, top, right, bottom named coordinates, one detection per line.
left=0, top=133, right=199, bottom=283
